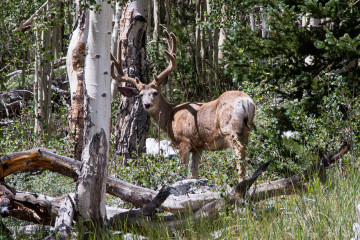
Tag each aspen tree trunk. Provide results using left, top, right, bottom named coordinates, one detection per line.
left=153, top=0, right=160, bottom=57
left=164, top=0, right=172, bottom=97
left=164, top=0, right=171, bottom=30
left=213, top=27, right=219, bottom=89
left=76, top=0, right=112, bottom=226
left=146, top=0, right=153, bottom=40
left=249, top=9, right=256, bottom=31
left=53, top=1, right=64, bottom=60
left=34, top=27, right=42, bottom=133
left=34, top=3, right=54, bottom=135
left=66, top=2, right=89, bottom=161
left=261, top=8, right=267, bottom=38
left=195, top=0, right=203, bottom=85
left=302, top=14, right=319, bottom=66
left=113, top=0, right=150, bottom=164
left=218, top=5, right=227, bottom=62
left=205, top=0, right=214, bottom=92
left=111, top=1, right=122, bottom=99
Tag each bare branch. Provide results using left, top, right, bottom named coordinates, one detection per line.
left=13, top=0, right=49, bottom=32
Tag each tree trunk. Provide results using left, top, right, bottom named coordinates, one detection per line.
left=261, top=8, right=267, bottom=38
left=75, top=0, right=112, bottom=228
left=111, top=1, right=122, bottom=99
left=112, top=0, right=150, bottom=164
left=66, top=2, right=89, bottom=161
left=195, top=0, right=203, bottom=85
left=206, top=0, right=214, bottom=92
left=33, top=1, right=63, bottom=137
left=153, top=0, right=160, bottom=64
left=34, top=7, right=53, bottom=136
left=34, top=27, right=42, bottom=133
left=302, top=14, right=319, bottom=66
left=218, top=5, right=227, bottom=63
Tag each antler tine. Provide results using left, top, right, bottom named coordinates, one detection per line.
left=170, top=32, right=177, bottom=54
left=110, top=40, right=141, bottom=87
left=154, top=31, right=177, bottom=86
left=163, top=30, right=177, bottom=54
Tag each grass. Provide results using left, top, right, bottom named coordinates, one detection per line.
left=84, top=165, right=359, bottom=240
left=105, top=159, right=359, bottom=240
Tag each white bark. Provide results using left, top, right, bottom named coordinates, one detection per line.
left=218, top=5, right=227, bottom=62
left=76, top=0, right=112, bottom=223
left=261, top=9, right=267, bottom=38
left=302, top=14, right=319, bottom=66
left=153, top=0, right=160, bottom=41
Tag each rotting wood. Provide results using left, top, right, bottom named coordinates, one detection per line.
left=46, top=194, right=75, bottom=240
left=11, top=225, right=54, bottom=238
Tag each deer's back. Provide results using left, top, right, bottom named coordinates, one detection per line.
left=170, top=91, right=255, bottom=150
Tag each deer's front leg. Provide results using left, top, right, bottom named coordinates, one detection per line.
left=179, top=143, right=191, bottom=172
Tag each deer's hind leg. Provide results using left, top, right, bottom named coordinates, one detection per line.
left=225, top=134, right=247, bottom=182
left=191, top=150, right=202, bottom=179
left=179, top=142, right=191, bottom=172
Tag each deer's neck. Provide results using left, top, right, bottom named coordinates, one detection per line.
left=148, top=95, right=175, bottom=133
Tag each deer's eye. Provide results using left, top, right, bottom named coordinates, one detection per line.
left=153, top=92, right=158, bottom=96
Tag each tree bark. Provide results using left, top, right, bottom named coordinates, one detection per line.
left=111, top=1, right=123, bottom=99
left=76, top=0, right=112, bottom=226
left=195, top=0, right=203, bottom=85
left=113, top=0, right=150, bottom=164
left=34, top=2, right=55, bottom=136
left=66, top=2, right=89, bottom=161
left=218, top=5, right=227, bottom=63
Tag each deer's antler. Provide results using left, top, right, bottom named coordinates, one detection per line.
left=153, top=30, right=177, bottom=86
left=111, top=40, right=143, bottom=88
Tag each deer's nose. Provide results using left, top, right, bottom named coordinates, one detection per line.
left=144, top=103, right=151, bottom=109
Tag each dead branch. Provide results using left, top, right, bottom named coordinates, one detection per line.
left=13, top=0, right=49, bottom=32
left=11, top=225, right=54, bottom=238
left=108, top=161, right=271, bottom=233
left=47, top=194, right=75, bottom=240
left=248, top=143, right=350, bottom=201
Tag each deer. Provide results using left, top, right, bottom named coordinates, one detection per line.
left=111, top=30, right=255, bottom=182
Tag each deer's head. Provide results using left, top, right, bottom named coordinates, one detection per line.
left=111, top=30, right=177, bottom=112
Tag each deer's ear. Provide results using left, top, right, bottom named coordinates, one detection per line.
left=118, top=87, right=139, bottom=97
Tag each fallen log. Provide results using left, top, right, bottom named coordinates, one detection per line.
left=0, top=143, right=350, bottom=235
left=108, top=161, right=271, bottom=233
left=0, top=149, right=221, bottom=212
left=0, top=143, right=350, bottom=213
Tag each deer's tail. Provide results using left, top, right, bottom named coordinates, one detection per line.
left=243, top=99, right=256, bottom=129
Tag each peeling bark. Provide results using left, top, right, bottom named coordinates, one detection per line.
left=66, top=4, right=89, bottom=161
